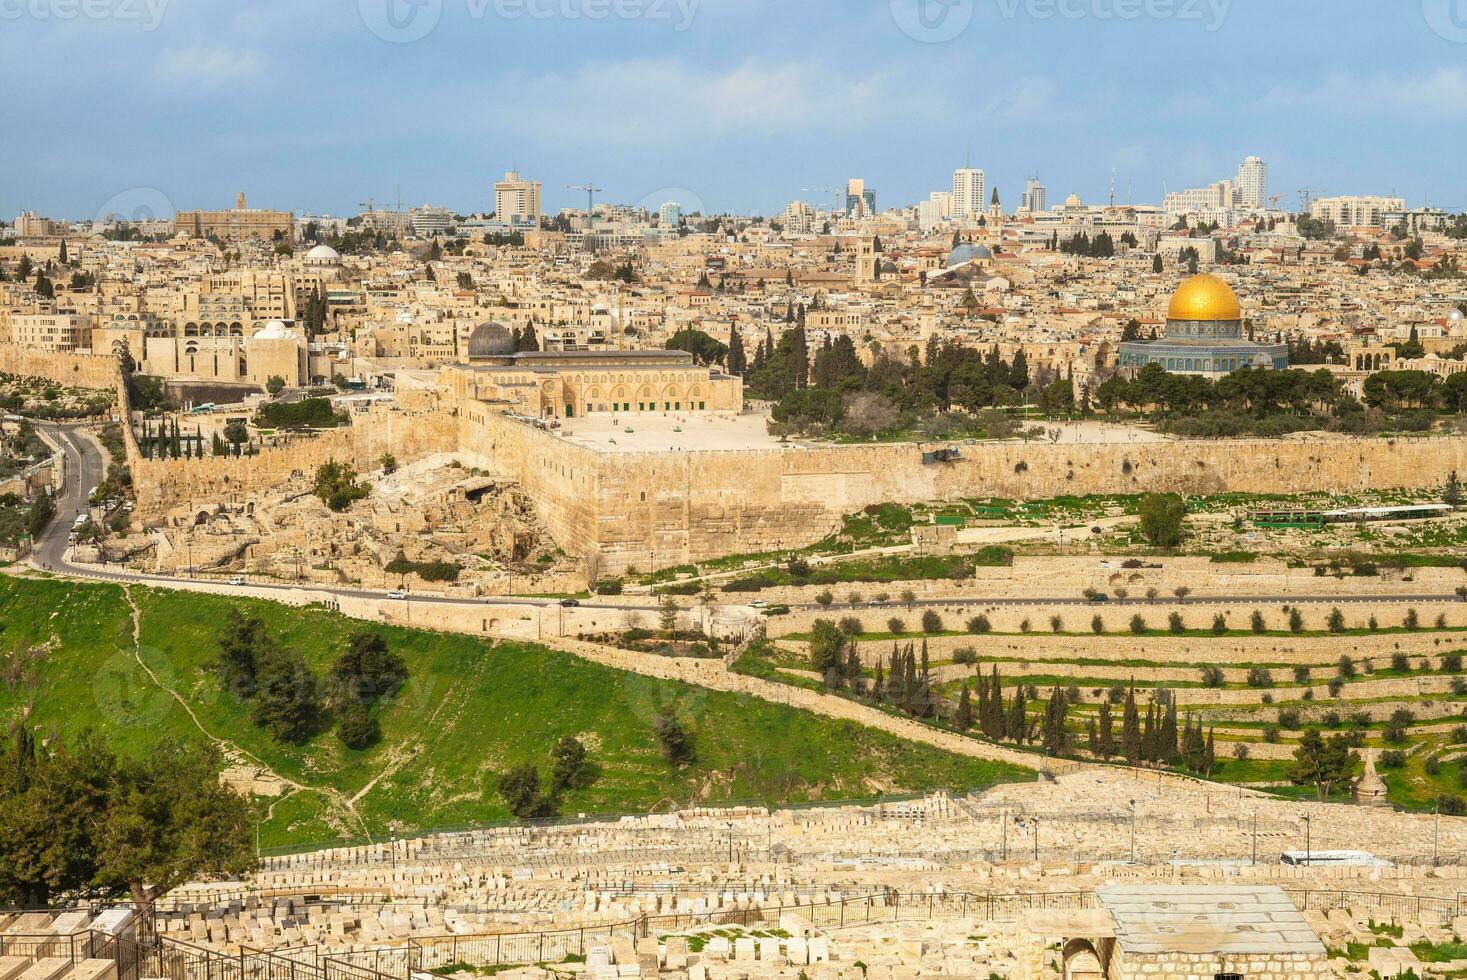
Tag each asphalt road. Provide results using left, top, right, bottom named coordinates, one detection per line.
left=27, top=422, right=1465, bottom=614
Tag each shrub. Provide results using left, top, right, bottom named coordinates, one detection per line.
left=1262, top=726, right=1280, bottom=743
left=1338, top=655, right=1356, bottom=678
left=1233, top=743, right=1250, bottom=760
left=1405, top=608, right=1420, bottom=630
left=498, top=764, right=553, bottom=819
left=887, top=617, right=906, bottom=635
left=1368, top=615, right=1379, bottom=631
left=815, top=590, right=834, bottom=609
left=1438, top=794, right=1467, bottom=817
left=1169, top=612, right=1185, bottom=633
left=1327, top=678, right=1345, bottom=697
left=1378, top=750, right=1406, bottom=769
left=921, top=610, right=944, bottom=634
left=1425, top=756, right=1442, bottom=776
left=1277, top=708, right=1302, bottom=729
left=1322, top=710, right=1343, bottom=728
left=1288, top=609, right=1304, bottom=633
left=1211, top=613, right=1227, bottom=635
left=1250, top=610, right=1266, bottom=633
left=1129, top=614, right=1147, bottom=635
left=1442, top=652, right=1463, bottom=673
left=967, top=615, right=991, bottom=634
left=1019, top=618, right=1031, bottom=633
left=1091, top=614, right=1104, bottom=634
left=1200, top=666, right=1225, bottom=688
left=1246, top=667, right=1274, bottom=689
left=1293, top=665, right=1312, bottom=683
left=337, top=702, right=379, bottom=750
left=838, top=616, right=864, bottom=636
left=653, top=711, right=694, bottom=765
left=1327, top=608, right=1345, bottom=633
left=1049, top=615, right=1063, bottom=633
left=1391, top=652, right=1411, bottom=672
left=952, top=646, right=978, bottom=665
left=593, top=578, right=624, bottom=596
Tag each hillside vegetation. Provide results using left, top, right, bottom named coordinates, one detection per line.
left=0, top=577, right=1027, bottom=849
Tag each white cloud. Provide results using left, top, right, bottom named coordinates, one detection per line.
left=155, top=46, right=266, bottom=87
left=1256, top=68, right=1467, bottom=122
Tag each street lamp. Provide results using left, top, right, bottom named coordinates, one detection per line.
left=1033, top=816, right=1040, bottom=862
left=1301, top=814, right=1312, bottom=867
left=1129, top=799, right=1137, bottom=863
left=1251, top=811, right=1258, bottom=866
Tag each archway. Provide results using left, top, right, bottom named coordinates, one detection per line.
left=1062, top=938, right=1105, bottom=979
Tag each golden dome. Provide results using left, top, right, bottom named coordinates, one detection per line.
left=1167, top=273, right=1241, bottom=322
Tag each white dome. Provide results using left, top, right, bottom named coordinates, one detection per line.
left=305, top=244, right=341, bottom=262
left=1449, top=308, right=1464, bottom=323
left=254, top=319, right=294, bottom=340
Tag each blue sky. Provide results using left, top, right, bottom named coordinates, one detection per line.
left=1, top=0, right=1464, bottom=220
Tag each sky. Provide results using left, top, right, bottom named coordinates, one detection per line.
left=1, top=0, right=1465, bottom=221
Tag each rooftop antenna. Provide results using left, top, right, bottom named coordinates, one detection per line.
left=1109, top=168, right=1117, bottom=208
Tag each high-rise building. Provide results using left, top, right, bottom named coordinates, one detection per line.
left=918, top=191, right=954, bottom=232
left=953, top=168, right=985, bottom=219
left=782, top=200, right=816, bottom=236
left=658, top=201, right=683, bottom=228
left=494, top=170, right=542, bottom=228
left=845, top=178, right=876, bottom=218
left=1022, top=177, right=1047, bottom=214
left=1235, top=156, right=1268, bottom=209
left=410, top=205, right=455, bottom=237
left=1163, top=180, right=1235, bottom=218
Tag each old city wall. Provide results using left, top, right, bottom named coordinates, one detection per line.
left=0, top=343, right=121, bottom=391
left=578, top=433, right=1467, bottom=571
left=131, top=403, right=457, bottom=522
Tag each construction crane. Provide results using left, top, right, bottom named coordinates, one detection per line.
left=565, top=183, right=603, bottom=230
left=1297, top=188, right=1327, bottom=214
left=802, top=187, right=843, bottom=215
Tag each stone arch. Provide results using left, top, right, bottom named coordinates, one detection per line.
left=1061, top=938, right=1104, bottom=979
left=1108, top=573, right=1124, bottom=586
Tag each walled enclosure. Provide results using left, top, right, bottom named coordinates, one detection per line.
left=7, top=343, right=1465, bottom=574
left=460, top=409, right=1467, bottom=573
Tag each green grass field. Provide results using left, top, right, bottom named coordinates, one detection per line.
left=0, top=576, right=1028, bottom=850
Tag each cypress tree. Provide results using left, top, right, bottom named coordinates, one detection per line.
left=954, top=682, right=973, bottom=732
left=1122, top=685, right=1141, bottom=763
left=1087, top=717, right=1098, bottom=754
left=1097, top=700, right=1115, bottom=757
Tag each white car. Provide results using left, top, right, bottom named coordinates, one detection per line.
left=749, top=599, right=768, bottom=608
left=387, top=590, right=408, bottom=600
left=227, top=576, right=246, bottom=586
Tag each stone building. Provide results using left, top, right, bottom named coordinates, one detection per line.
left=175, top=192, right=294, bottom=242
left=441, top=322, right=742, bottom=419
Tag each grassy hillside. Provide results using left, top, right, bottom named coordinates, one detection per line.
left=0, top=576, right=1028, bottom=849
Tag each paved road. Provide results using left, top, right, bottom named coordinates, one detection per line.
left=27, top=422, right=1466, bottom=614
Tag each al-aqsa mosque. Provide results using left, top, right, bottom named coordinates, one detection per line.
left=1118, top=273, right=1288, bottom=378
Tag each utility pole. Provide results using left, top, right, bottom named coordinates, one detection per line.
left=1302, top=814, right=1312, bottom=867
left=1129, top=800, right=1137, bottom=863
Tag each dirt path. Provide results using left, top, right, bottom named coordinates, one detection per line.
left=119, top=586, right=372, bottom=839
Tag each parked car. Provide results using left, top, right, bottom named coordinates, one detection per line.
left=559, top=598, right=580, bottom=607
left=387, top=590, right=408, bottom=600
left=227, top=576, right=245, bottom=586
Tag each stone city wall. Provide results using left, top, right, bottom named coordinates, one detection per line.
left=0, top=343, right=121, bottom=391
left=131, top=404, right=458, bottom=522
left=467, top=414, right=1467, bottom=571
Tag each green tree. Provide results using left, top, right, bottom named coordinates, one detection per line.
left=329, top=631, right=406, bottom=707
left=251, top=646, right=321, bottom=743
left=1137, top=493, right=1186, bottom=547
left=336, top=703, right=379, bottom=750
left=313, top=460, right=370, bottom=512
left=498, top=764, right=552, bottom=819
left=549, top=735, right=588, bottom=791
left=1288, top=729, right=1359, bottom=802
left=265, top=375, right=286, bottom=396
left=654, top=711, right=694, bottom=766
left=1122, top=685, right=1141, bottom=763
